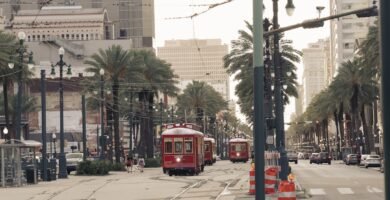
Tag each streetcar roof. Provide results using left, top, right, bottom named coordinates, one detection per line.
left=162, top=127, right=204, bottom=136
left=229, top=138, right=249, bottom=142
left=204, top=137, right=215, bottom=143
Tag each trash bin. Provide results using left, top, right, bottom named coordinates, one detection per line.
left=25, top=168, right=36, bottom=184
left=49, top=159, right=57, bottom=181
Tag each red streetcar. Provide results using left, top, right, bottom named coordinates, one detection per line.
left=204, top=137, right=216, bottom=165
left=229, top=138, right=250, bottom=163
left=161, top=123, right=205, bottom=176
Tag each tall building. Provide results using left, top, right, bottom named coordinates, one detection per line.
left=0, top=0, right=154, bottom=49
left=302, top=39, right=329, bottom=111
left=329, top=0, right=376, bottom=78
left=157, top=39, right=230, bottom=100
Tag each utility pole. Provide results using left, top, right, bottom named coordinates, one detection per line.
left=379, top=1, right=389, bottom=199
left=40, top=69, right=48, bottom=181
left=253, top=0, right=265, bottom=199
left=80, top=73, right=87, bottom=161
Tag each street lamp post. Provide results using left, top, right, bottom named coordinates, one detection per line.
left=99, top=68, right=105, bottom=160
left=8, top=31, right=34, bottom=140
left=272, top=0, right=295, bottom=181
left=52, top=132, right=57, bottom=158
left=159, top=98, right=163, bottom=141
left=50, top=46, right=72, bottom=179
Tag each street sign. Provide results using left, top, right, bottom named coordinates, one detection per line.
left=266, top=136, right=274, bottom=144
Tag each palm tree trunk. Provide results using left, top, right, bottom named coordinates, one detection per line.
left=334, top=111, right=341, bottom=159
left=338, top=103, right=345, bottom=147
left=112, top=81, right=121, bottom=163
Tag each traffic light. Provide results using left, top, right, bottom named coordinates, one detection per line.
left=302, top=19, right=324, bottom=29
left=356, top=7, right=378, bottom=18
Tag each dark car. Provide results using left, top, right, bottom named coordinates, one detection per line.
left=318, top=152, right=331, bottom=165
left=309, top=153, right=319, bottom=164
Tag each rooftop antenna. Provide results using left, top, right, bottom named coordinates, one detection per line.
left=316, top=6, right=325, bottom=18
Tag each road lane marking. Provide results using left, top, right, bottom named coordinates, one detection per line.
left=309, top=188, right=326, bottom=195
left=372, top=187, right=383, bottom=193
left=337, top=188, right=354, bottom=194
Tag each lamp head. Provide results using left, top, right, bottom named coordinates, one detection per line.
left=18, top=31, right=26, bottom=40
left=285, top=0, right=295, bottom=16
left=58, top=47, right=65, bottom=56
left=99, top=68, right=105, bottom=75
left=52, top=132, right=56, bottom=139
left=3, top=127, right=8, bottom=134
left=8, top=63, right=14, bottom=69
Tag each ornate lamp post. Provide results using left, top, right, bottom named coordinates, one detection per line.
left=50, top=47, right=72, bottom=179
left=8, top=31, right=34, bottom=140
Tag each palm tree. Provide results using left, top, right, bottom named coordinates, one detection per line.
left=176, top=81, right=227, bottom=130
left=223, top=20, right=301, bottom=123
left=85, top=45, right=134, bottom=163
left=133, top=50, right=178, bottom=158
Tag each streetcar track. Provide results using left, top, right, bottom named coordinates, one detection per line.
left=44, top=178, right=95, bottom=200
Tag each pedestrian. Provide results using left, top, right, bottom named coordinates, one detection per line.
left=357, top=153, right=361, bottom=166
left=126, top=155, right=133, bottom=173
left=138, top=158, right=145, bottom=173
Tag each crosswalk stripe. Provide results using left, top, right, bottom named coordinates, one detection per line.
left=309, top=188, right=326, bottom=195
left=337, top=188, right=354, bottom=194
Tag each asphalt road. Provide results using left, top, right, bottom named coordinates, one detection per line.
left=292, top=159, right=385, bottom=200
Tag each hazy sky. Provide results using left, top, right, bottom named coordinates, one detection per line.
left=154, top=0, right=331, bottom=122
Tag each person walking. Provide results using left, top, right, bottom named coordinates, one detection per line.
left=126, top=155, right=133, bottom=173
left=138, top=158, right=145, bottom=173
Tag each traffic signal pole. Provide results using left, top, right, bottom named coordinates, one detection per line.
left=253, top=0, right=265, bottom=199
left=379, top=1, right=389, bottom=199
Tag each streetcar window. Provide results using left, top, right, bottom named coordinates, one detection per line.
left=175, top=142, right=183, bottom=153
left=185, top=141, right=192, bottom=153
left=164, top=140, right=172, bottom=153
left=205, top=143, right=210, bottom=152
left=231, top=145, right=236, bottom=151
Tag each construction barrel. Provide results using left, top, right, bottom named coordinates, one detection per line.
left=265, top=167, right=278, bottom=194
left=278, top=180, right=296, bottom=200
left=249, top=165, right=256, bottom=195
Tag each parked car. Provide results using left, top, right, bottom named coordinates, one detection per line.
left=380, top=159, right=384, bottom=173
left=359, top=154, right=370, bottom=166
left=287, top=150, right=298, bottom=164
left=309, top=153, right=320, bottom=164
left=303, top=152, right=311, bottom=160
left=66, top=152, right=83, bottom=174
left=318, top=152, right=331, bottom=165
left=364, top=155, right=381, bottom=168
left=345, top=154, right=358, bottom=165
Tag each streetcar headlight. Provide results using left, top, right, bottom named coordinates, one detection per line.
left=176, top=157, right=181, bottom=162
left=236, top=153, right=240, bottom=157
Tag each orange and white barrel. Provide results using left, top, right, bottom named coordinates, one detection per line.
left=249, top=166, right=255, bottom=195
left=278, top=180, right=296, bottom=200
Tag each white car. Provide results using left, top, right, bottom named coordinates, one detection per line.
left=66, top=153, right=83, bottom=174
left=364, top=155, right=381, bottom=168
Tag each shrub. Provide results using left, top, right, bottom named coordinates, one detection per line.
left=144, top=158, right=161, bottom=168
left=110, top=162, right=126, bottom=171
left=76, top=160, right=110, bottom=175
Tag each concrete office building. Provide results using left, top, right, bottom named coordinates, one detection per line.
left=302, top=39, right=329, bottom=111
left=157, top=39, right=230, bottom=101
left=329, top=0, right=376, bottom=77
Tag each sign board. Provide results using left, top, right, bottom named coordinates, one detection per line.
left=266, top=136, right=274, bottom=145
